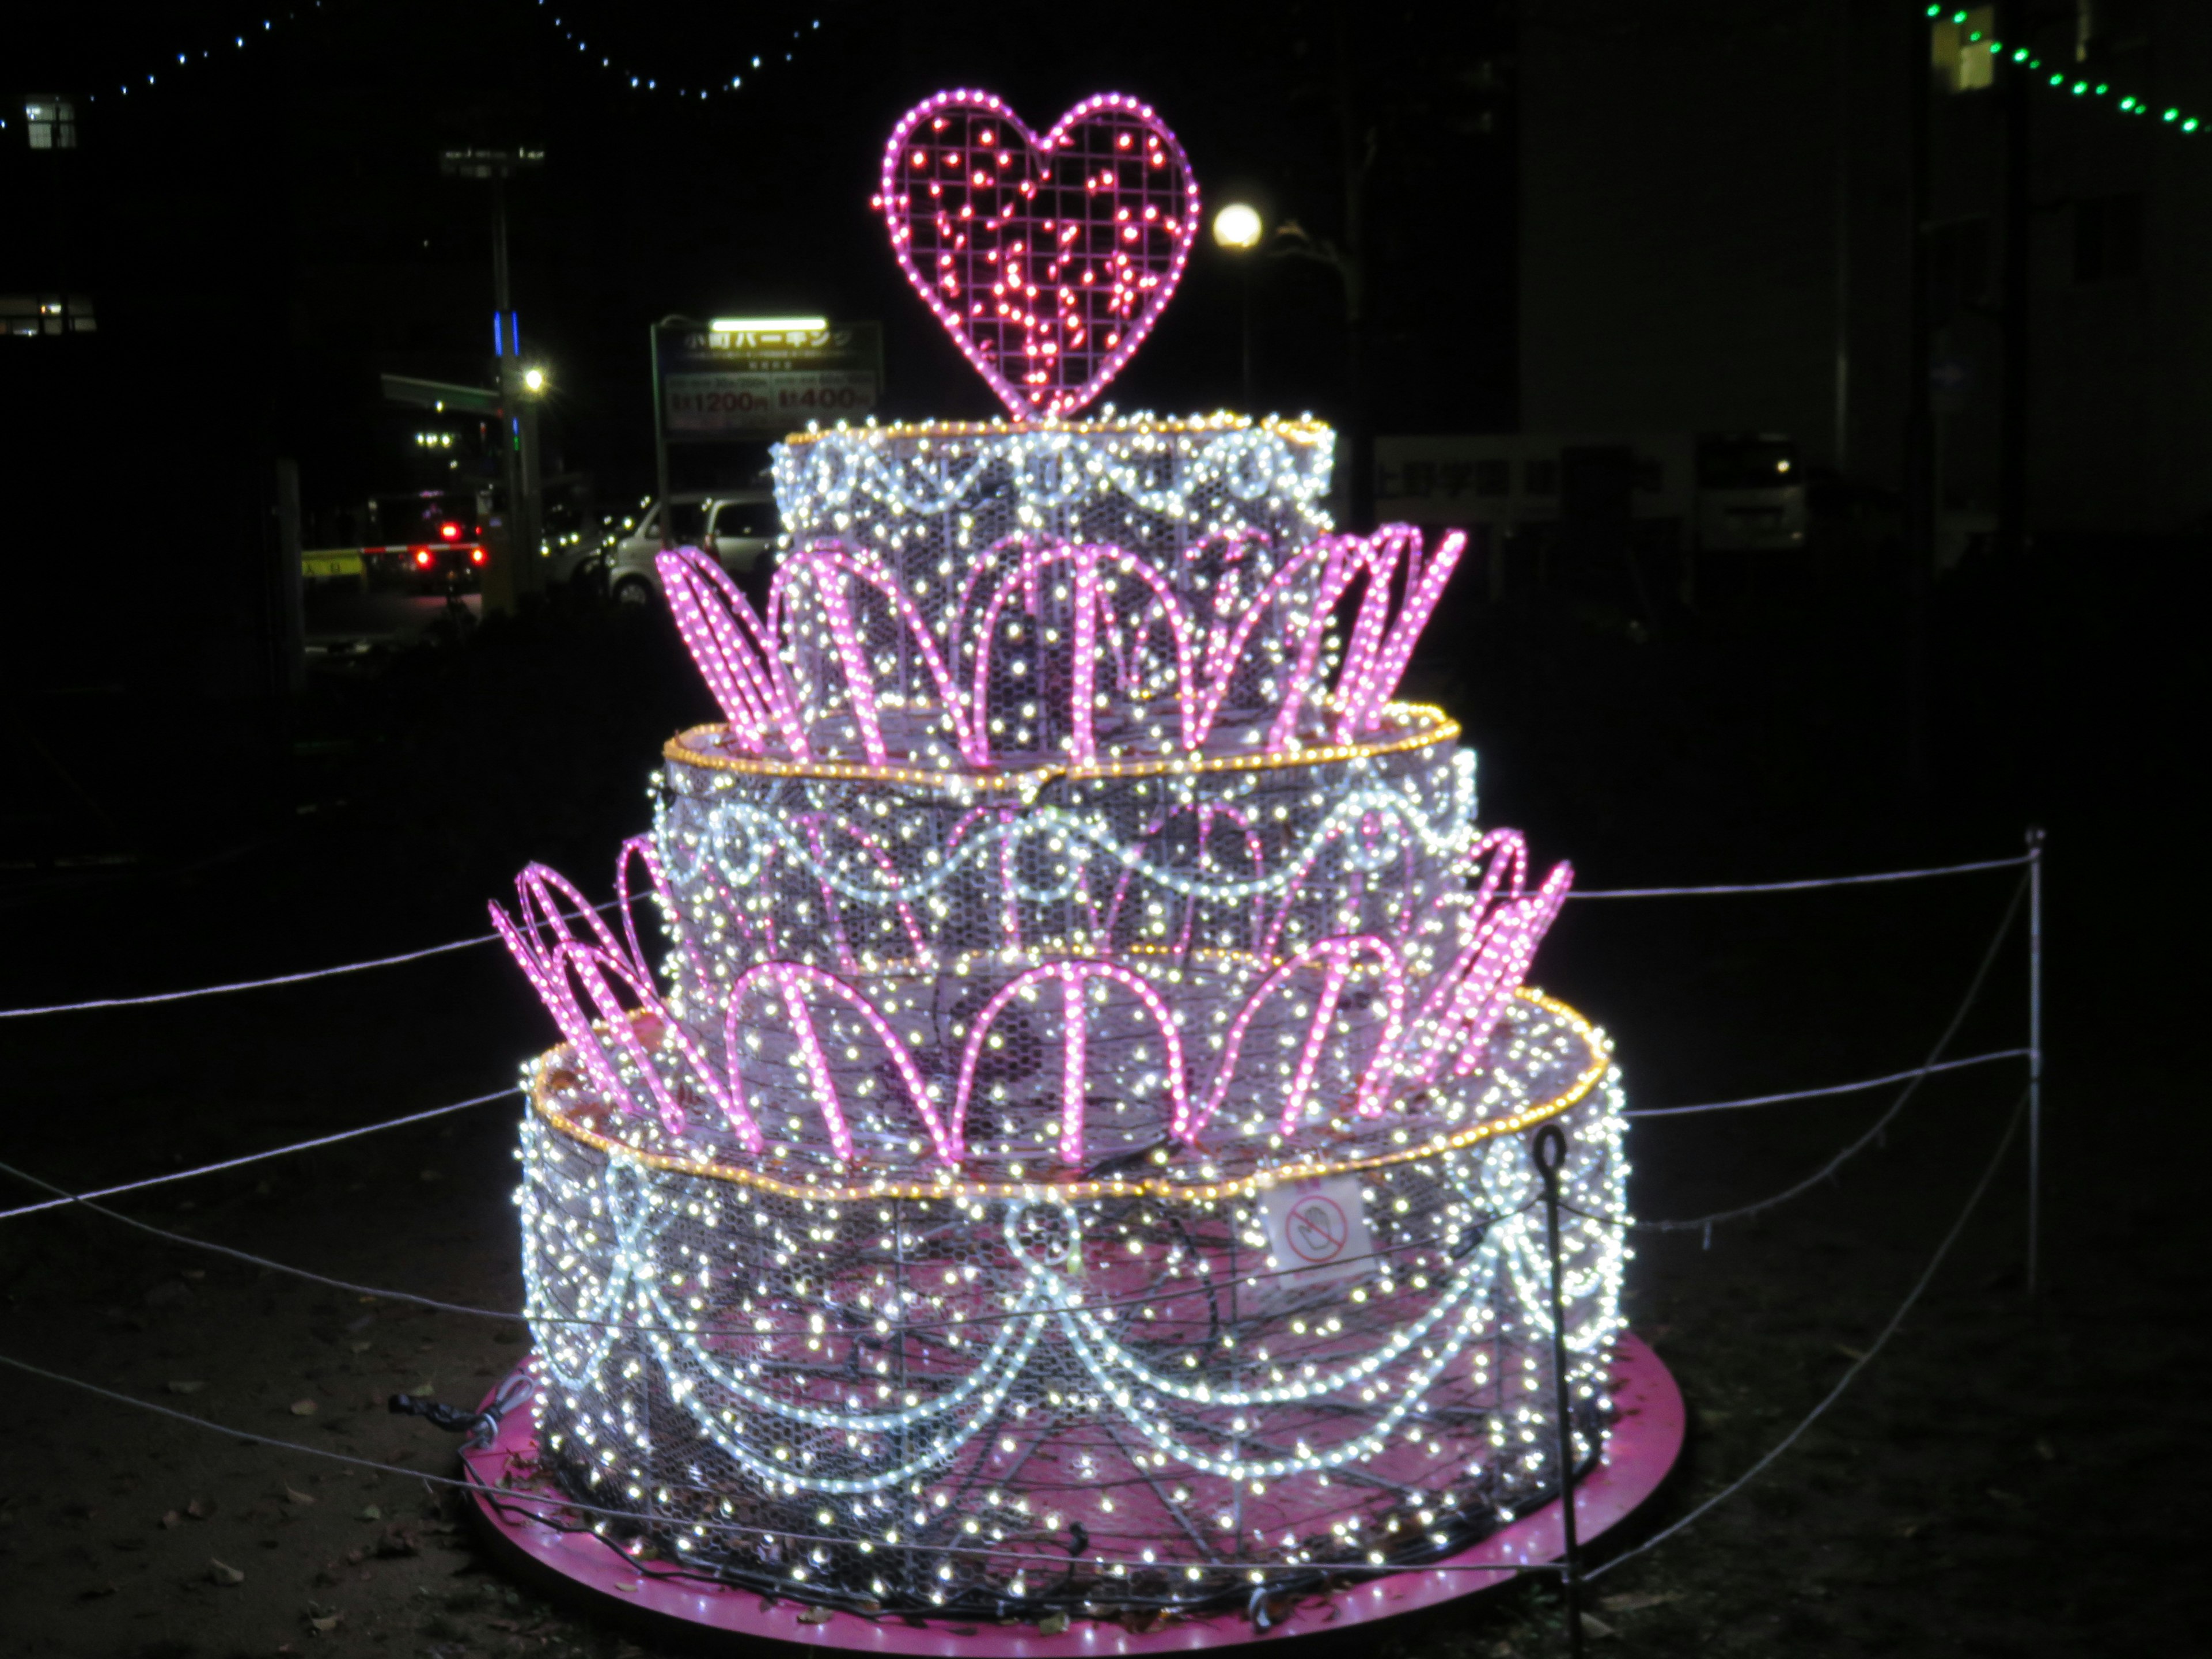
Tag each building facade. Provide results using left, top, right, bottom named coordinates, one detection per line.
left=1518, top=0, right=2212, bottom=536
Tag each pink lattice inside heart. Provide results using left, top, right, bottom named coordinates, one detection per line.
left=877, top=90, right=1200, bottom=419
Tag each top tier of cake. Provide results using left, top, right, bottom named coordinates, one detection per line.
left=770, top=414, right=1332, bottom=567
left=710, top=416, right=1381, bottom=772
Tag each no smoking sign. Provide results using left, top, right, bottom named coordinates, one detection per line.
left=1257, top=1175, right=1373, bottom=1293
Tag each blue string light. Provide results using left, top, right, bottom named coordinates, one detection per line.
left=80, top=3, right=830, bottom=109
left=535, top=2, right=827, bottom=101
left=87, top=5, right=315, bottom=103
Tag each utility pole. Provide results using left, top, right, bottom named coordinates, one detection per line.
left=1903, top=14, right=1935, bottom=794
left=1997, top=1, right=2032, bottom=565
left=1332, top=1, right=1374, bottom=530
left=441, top=146, right=544, bottom=614
left=650, top=318, right=684, bottom=549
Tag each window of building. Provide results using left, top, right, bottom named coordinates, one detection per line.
left=24, top=96, right=78, bottom=149
left=2074, top=195, right=2145, bottom=282
left=1633, top=457, right=1664, bottom=493
left=1474, top=459, right=1509, bottom=497
left=1524, top=459, right=1559, bottom=496
left=0, top=294, right=96, bottom=336
left=1932, top=6, right=1998, bottom=93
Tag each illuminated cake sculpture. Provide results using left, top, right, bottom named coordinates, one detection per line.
left=492, top=89, right=1629, bottom=1618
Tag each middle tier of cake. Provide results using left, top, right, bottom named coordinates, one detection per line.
left=577, top=702, right=1577, bottom=1181
left=653, top=703, right=1473, bottom=991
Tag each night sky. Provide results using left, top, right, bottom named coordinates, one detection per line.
left=11, top=0, right=1511, bottom=502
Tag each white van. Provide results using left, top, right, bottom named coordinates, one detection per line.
left=604, top=490, right=779, bottom=605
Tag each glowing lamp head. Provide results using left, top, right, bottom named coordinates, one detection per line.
left=1212, top=202, right=1263, bottom=252
left=522, top=366, right=547, bottom=395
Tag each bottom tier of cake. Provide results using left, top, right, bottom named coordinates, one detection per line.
left=514, top=993, right=1629, bottom=1615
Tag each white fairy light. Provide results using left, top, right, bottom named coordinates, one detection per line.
left=490, top=93, right=1631, bottom=1621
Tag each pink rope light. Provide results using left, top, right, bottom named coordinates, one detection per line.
left=950, top=960, right=1191, bottom=1166
left=658, top=548, right=809, bottom=757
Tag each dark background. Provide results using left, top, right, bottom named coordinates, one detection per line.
left=1, top=3, right=2207, bottom=1655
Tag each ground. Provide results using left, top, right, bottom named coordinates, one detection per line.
left=1, top=551, right=2203, bottom=1656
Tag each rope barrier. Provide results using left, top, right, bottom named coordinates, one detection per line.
left=1586, top=1091, right=2028, bottom=1580
left=0, top=1088, right=518, bottom=1224
left=0, top=899, right=625, bottom=1022
left=1593, top=874, right=2025, bottom=1234
left=0, top=1344, right=1578, bottom=1577
left=0, top=853, right=2026, bottom=1022
left=1623, top=1049, right=2031, bottom=1119
left=0, top=1150, right=1540, bottom=1339
left=1570, top=851, right=2031, bottom=899
left=0, top=1073, right=2019, bottom=1596
left=0, top=932, right=503, bottom=1020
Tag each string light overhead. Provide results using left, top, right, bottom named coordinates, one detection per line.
left=85, top=3, right=321, bottom=104
left=533, top=1, right=827, bottom=101
left=1927, top=5, right=2205, bottom=133
left=78, top=3, right=829, bottom=109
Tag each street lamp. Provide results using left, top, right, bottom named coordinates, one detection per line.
left=522, top=366, right=547, bottom=395
left=1212, top=203, right=1263, bottom=252
left=1213, top=202, right=1264, bottom=408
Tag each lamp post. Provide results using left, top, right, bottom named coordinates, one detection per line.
left=1213, top=202, right=1263, bottom=408
left=520, top=365, right=547, bottom=581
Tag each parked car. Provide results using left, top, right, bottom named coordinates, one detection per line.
left=300, top=490, right=491, bottom=595
left=604, top=491, right=779, bottom=605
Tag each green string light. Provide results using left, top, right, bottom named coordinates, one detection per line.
left=1931, top=14, right=2200, bottom=135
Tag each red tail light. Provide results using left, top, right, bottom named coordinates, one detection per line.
left=413, top=548, right=434, bottom=567
left=439, top=521, right=461, bottom=541
left=469, top=547, right=487, bottom=566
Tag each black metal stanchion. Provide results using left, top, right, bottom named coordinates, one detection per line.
left=2025, top=825, right=2045, bottom=1295
left=1531, top=1124, right=1585, bottom=1658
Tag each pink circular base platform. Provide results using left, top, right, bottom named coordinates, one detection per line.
left=460, top=1334, right=1683, bottom=1653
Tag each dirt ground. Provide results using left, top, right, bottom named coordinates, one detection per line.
left=2, top=564, right=2205, bottom=1656
left=2, top=859, right=2199, bottom=1659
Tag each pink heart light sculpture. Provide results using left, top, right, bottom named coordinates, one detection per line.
left=876, top=89, right=1202, bottom=419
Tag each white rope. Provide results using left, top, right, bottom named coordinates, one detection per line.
left=0, top=933, right=502, bottom=1019
left=0, top=1349, right=1565, bottom=1575
left=1571, top=851, right=2030, bottom=899
left=0, top=900, right=622, bottom=1021
left=1587, top=1092, right=2027, bottom=1580
left=0, top=1149, right=1536, bottom=1337
left=0, top=1102, right=2036, bottom=1589
left=1599, top=874, right=2025, bottom=1233
left=1623, top=1049, right=2031, bottom=1119
left=0, top=1088, right=518, bottom=1223
left=0, top=857, right=2031, bottom=1022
